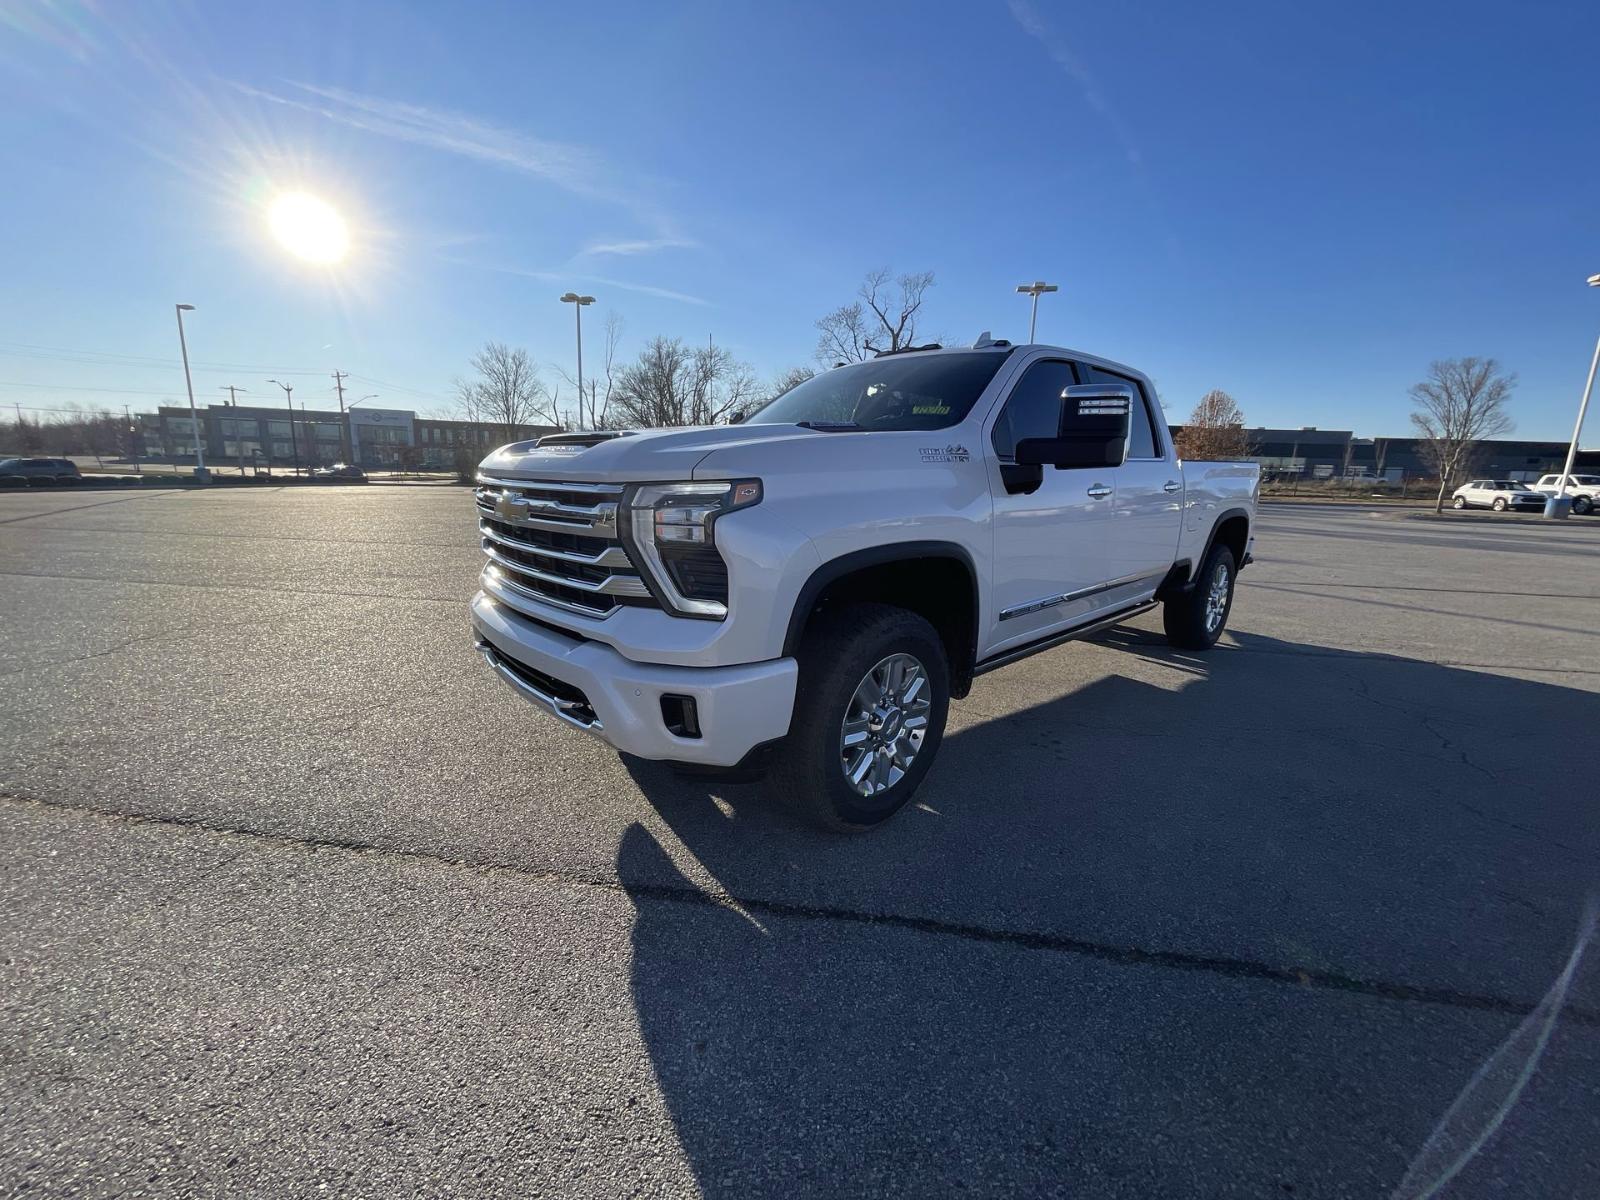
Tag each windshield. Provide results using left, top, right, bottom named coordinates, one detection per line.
left=744, top=352, right=1006, bottom=431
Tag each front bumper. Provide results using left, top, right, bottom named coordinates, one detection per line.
left=470, top=592, right=798, bottom=766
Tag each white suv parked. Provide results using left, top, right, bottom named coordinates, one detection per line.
left=1450, top=479, right=1546, bottom=512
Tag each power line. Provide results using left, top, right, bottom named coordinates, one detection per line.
left=0, top=381, right=191, bottom=397
left=0, top=339, right=328, bottom=375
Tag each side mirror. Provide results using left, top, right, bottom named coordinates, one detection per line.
left=1014, top=383, right=1132, bottom=470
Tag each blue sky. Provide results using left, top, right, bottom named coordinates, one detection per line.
left=1, top=0, right=1597, bottom=439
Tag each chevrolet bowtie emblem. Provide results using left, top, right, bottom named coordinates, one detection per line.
left=495, top=493, right=529, bottom=521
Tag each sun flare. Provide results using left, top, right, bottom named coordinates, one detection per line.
left=267, top=192, right=349, bottom=264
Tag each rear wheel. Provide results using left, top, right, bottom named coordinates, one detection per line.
left=1163, top=543, right=1237, bottom=650
left=772, top=603, right=950, bottom=832
left=1452, top=496, right=1467, bottom=509
left=1492, top=497, right=1508, bottom=511
left=1574, top=495, right=1594, bottom=515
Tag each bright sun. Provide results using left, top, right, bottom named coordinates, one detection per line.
left=267, top=192, right=349, bottom=264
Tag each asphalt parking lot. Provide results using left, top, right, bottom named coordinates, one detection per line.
left=3, top=486, right=1599, bottom=1198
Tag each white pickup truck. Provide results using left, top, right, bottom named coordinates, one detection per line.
left=470, top=337, right=1259, bottom=829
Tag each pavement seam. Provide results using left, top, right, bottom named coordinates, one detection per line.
left=6, top=791, right=1596, bottom=1030
left=0, top=568, right=463, bottom=604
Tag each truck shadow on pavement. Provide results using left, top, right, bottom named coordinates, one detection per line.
left=613, top=630, right=1600, bottom=1197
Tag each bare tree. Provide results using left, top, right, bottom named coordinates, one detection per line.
left=458, top=342, right=559, bottom=436
left=1174, top=389, right=1251, bottom=460
left=815, top=268, right=935, bottom=364
left=770, top=365, right=816, bottom=397
left=1409, top=357, right=1515, bottom=512
left=611, top=337, right=760, bottom=428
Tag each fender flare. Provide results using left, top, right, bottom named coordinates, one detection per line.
left=1159, top=507, right=1253, bottom=597
left=1197, top=506, right=1253, bottom=579
left=782, top=541, right=981, bottom=687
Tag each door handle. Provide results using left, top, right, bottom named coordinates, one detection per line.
left=1087, top=484, right=1112, bottom=498
left=1163, top=480, right=1182, bottom=493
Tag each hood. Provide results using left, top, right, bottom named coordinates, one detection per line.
left=479, top=424, right=824, bottom=482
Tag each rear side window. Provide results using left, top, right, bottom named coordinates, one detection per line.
left=990, top=360, right=1077, bottom=461
left=1078, top=364, right=1160, bottom=459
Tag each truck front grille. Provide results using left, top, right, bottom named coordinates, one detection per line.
left=475, top=476, right=657, bottom=619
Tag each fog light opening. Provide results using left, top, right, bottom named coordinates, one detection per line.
left=660, top=694, right=702, bottom=739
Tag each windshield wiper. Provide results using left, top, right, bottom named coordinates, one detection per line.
left=795, top=420, right=861, bottom=431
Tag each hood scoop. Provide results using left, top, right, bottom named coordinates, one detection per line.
left=536, top=430, right=635, bottom=449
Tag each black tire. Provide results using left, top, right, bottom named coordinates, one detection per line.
left=1163, top=543, right=1237, bottom=650
left=1452, top=496, right=1467, bottom=509
left=1574, top=495, right=1594, bottom=516
left=1492, top=497, right=1508, bottom=511
left=771, top=603, right=950, bottom=832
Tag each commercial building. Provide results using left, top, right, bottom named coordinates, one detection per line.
left=137, top=404, right=556, bottom=470
left=1168, top=426, right=1599, bottom=481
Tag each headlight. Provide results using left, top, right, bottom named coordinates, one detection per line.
left=624, top=480, right=762, bottom=619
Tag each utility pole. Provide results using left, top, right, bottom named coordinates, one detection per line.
left=220, top=385, right=248, bottom=474
left=123, top=404, right=142, bottom=474
left=267, top=379, right=299, bottom=474
left=332, top=369, right=351, bottom=463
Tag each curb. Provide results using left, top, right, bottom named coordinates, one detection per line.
left=1374, top=510, right=1600, bottom=529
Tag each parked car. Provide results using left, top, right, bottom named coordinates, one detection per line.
left=0, top=457, right=82, bottom=486
left=1450, top=479, right=1546, bottom=512
left=1530, top=473, right=1600, bottom=515
left=469, top=337, right=1259, bottom=830
left=311, top=463, right=367, bottom=481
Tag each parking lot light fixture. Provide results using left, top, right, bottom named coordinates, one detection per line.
left=561, top=292, right=596, bottom=415
left=1015, top=281, right=1058, bottom=342
left=174, top=304, right=208, bottom=481
left=267, top=378, right=300, bottom=475
left=1547, top=273, right=1600, bottom=519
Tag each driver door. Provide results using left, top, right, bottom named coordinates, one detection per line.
left=983, top=358, right=1115, bottom=658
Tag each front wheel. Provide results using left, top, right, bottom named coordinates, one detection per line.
left=772, top=603, right=950, bottom=831
left=1452, top=496, right=1467, bottom=509
left=1492, top=497, right=1508, bottom=511
left=1163, top=543, right=1237, bottom=650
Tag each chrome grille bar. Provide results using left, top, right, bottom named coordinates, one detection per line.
left=472, top=476, right=657, bottom=620
left=480, top=543, right=651, bottom=597
left=478, top=521, right=633, bottom=568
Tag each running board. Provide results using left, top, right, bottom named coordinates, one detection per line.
left=972, top=601, right=1158, bottom=677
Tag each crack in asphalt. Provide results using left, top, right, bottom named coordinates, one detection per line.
left=6, top=791, right=1597, bottom=1030
left=0, top=490, right=195, bottom=525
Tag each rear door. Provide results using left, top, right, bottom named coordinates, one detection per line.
left=1078, top=362, right=1184, bottom=600
left=982, top=356, right=1115, bottom=656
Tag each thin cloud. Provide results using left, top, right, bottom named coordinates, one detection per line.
left=578, top=235, right=699, bottom=258
left=1006, top=0, right=1143, bottom=166
left=231, top=79, right=608, bottom=197
left=445, top=258, right=710, bottom=307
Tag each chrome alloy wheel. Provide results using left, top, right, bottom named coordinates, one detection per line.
left=840, top=652, right=931, bottom=797
left=1204, top=560, right=1232, bottom=634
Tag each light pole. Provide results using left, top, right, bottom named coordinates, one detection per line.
left=174, top=303, right=209, bottom=481
left=561, top=292, right=595, bottom=423
left=267, top=379, right=299, bottom=475
left=1015, top=281, right=1059, bottom=343
left=347, top=394, right=378, bottom=466
left=220, top=386, right=248, bottom=475
left=1546, top=273, right=1600, bottom=520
